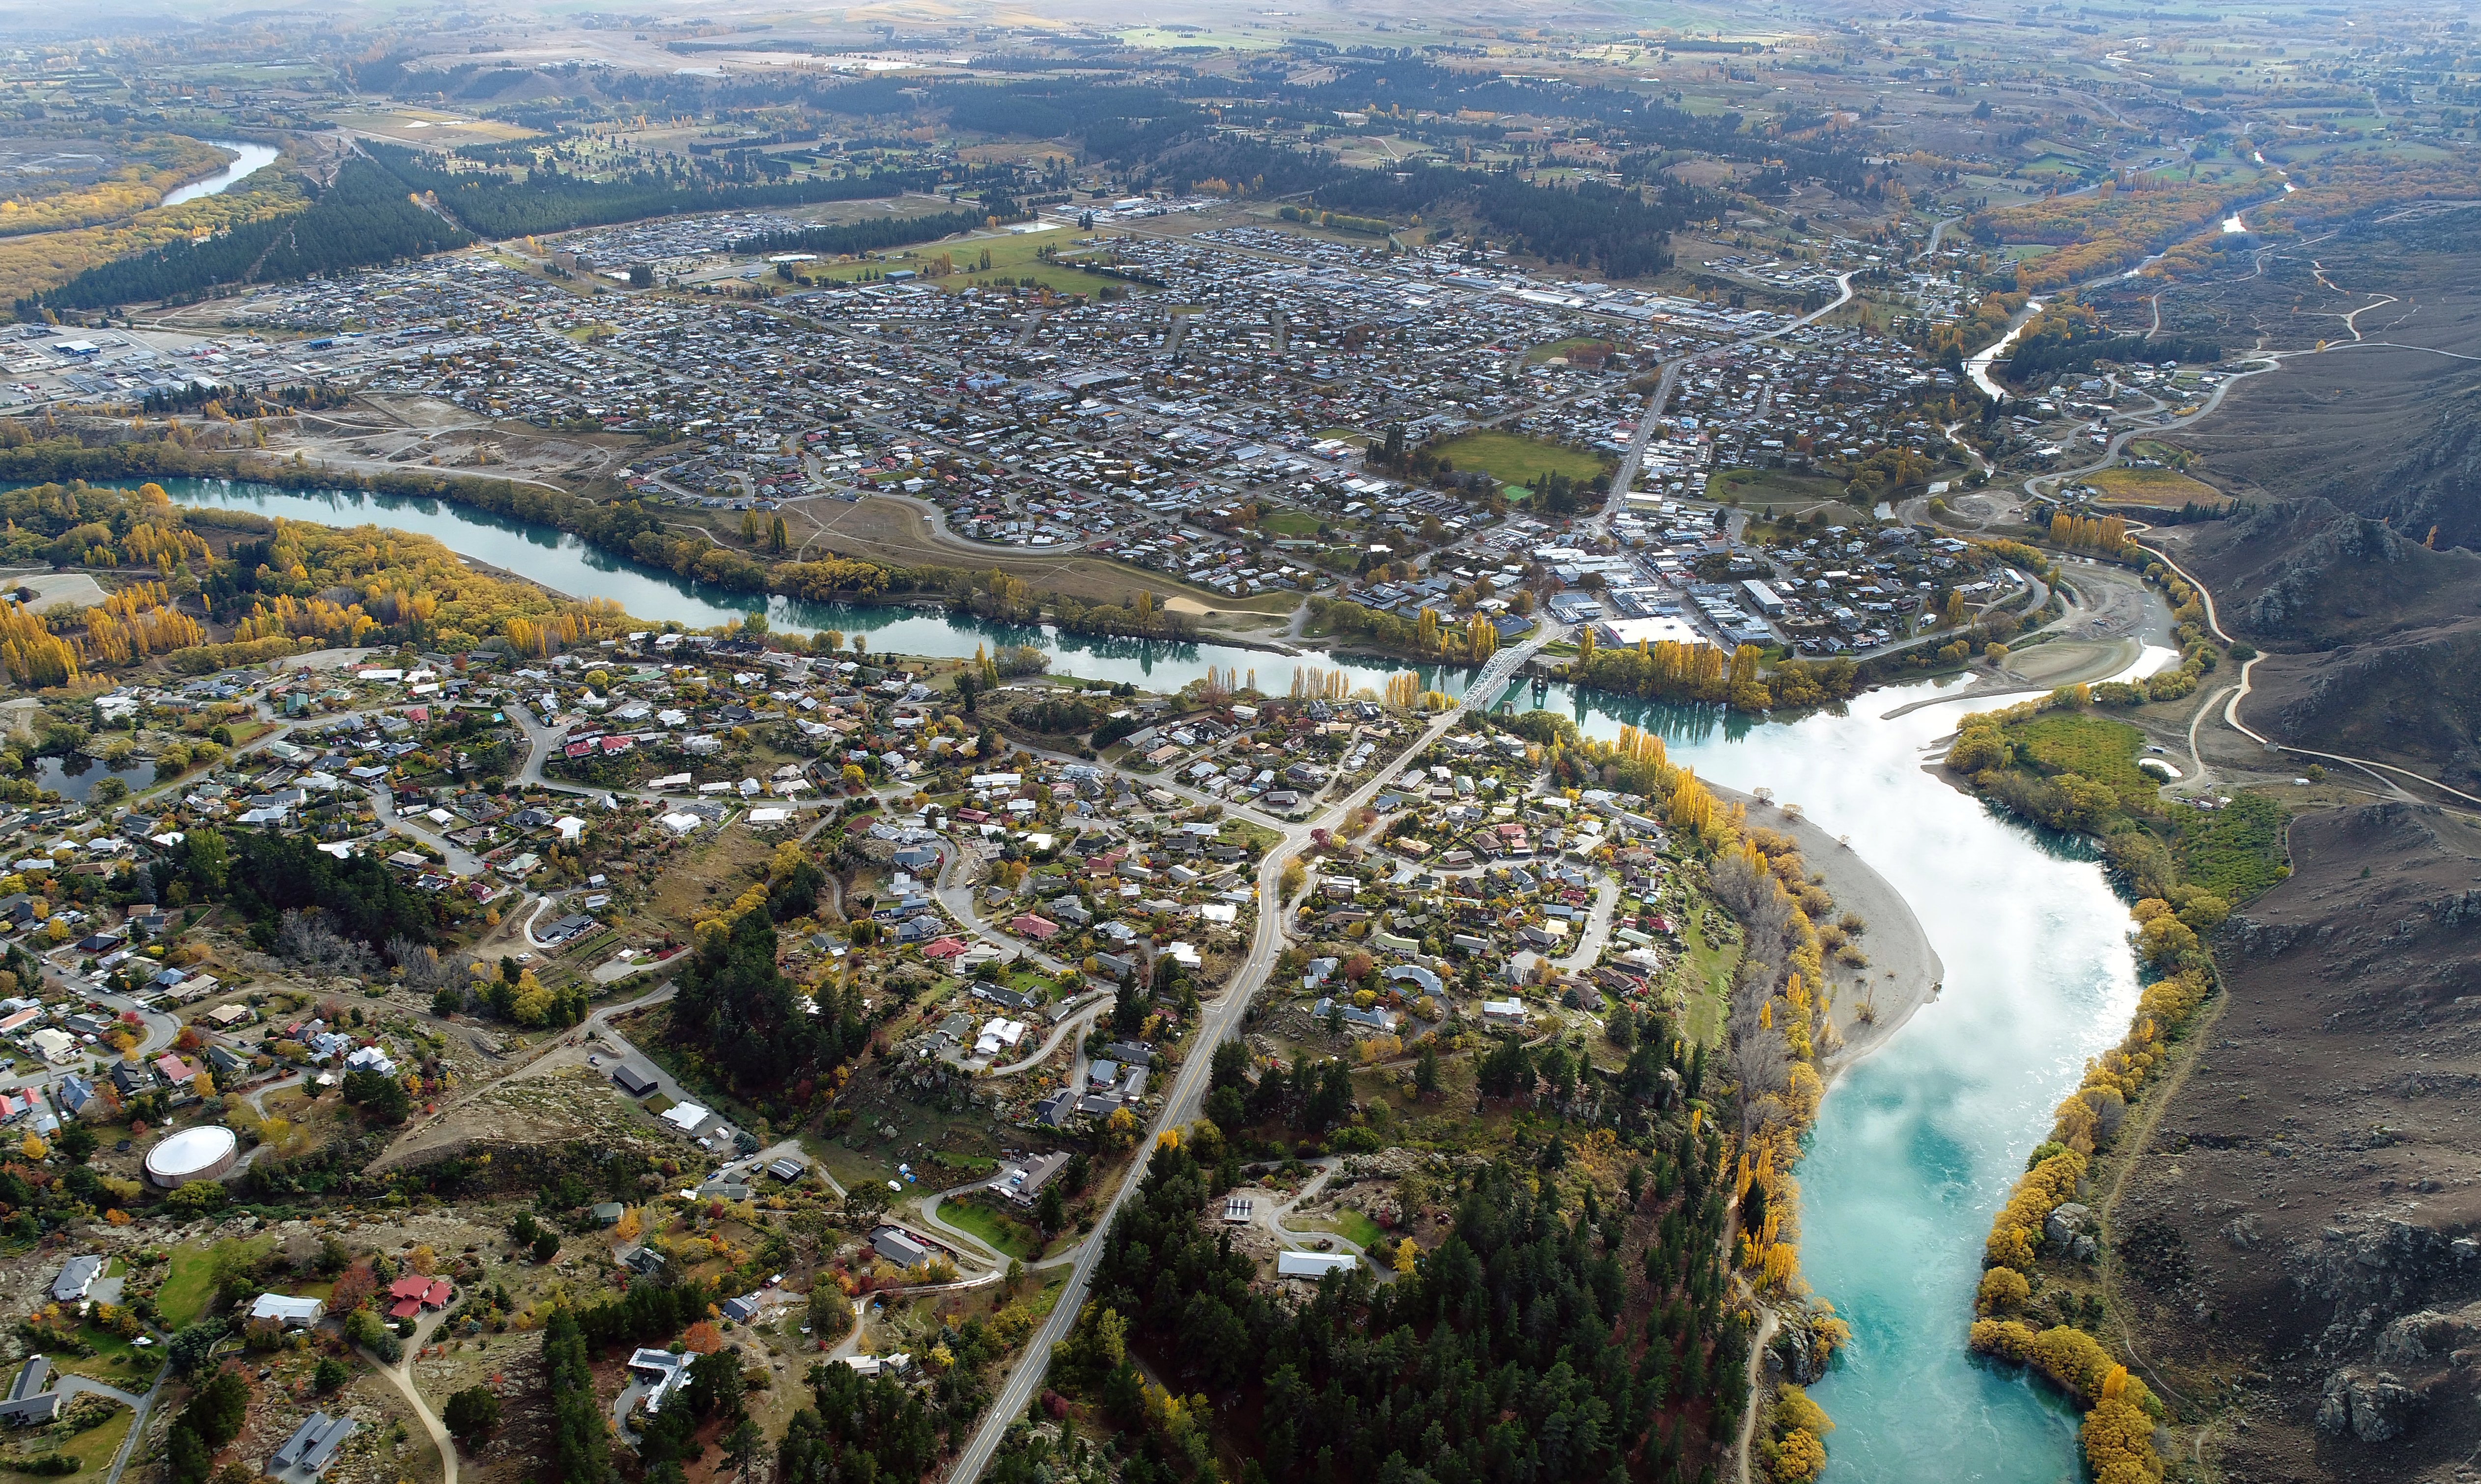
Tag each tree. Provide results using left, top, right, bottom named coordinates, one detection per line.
left=722, top=1417, right=768, bottom=1481
left=808, top=1284, right=852, bottom=1341
left=167, top=1425, right=212, bottom=1484
left=166, top=1179, right=227, bottom=1217
left=1035, top=1182, right=1066, bottom=1235
left=444, top=1386, right=502, bottom=1449
left=180, top=1365, right=251, bottom=1448
left=313, top=1356, right=349, bottom=1393
left=687, top=1347, right=746, bottom=1421
left=1413, top=1042, right=1440, bottom=1099
left=168, top=1322, right=226, bottom=1376
left=342, top=1068, right=410, bottom=1125
left=531, top=1230, right=560, bottom=1264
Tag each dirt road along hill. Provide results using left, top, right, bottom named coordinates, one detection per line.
left=2105, top=801, right=2481, bottom=1483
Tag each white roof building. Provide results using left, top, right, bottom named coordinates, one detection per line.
left=1276, top=1251, right=1360, bottom=1279
left=250, top=1293, right=326, bottom=1328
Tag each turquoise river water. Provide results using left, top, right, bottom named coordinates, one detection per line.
left=139, top=476, right=2140, bottom=1478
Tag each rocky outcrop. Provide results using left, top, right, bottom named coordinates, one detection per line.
left=2316, top=1368, right=2416, bottom=1442
left=2287, top=1218, right=2464, bottom=1354
left=2045, top=1201, right=2098, bottom=1263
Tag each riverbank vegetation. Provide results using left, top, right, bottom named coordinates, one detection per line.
left=1946, top=687, right=2289, bottom=1484
left=1503, top=712, right=1853, bottom=1473
left=0, top=426, right=1218, bottom=644
left=24, top=156, right=471, bottom=314
left=0, top=477, right=646, bottom=683
left=1561, top=635, right=1861, bottom=713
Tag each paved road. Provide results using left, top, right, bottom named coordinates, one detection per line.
left=1550, top=874, right=1622, bottom=975
left=931, top=839, right=1068, bottom=974
left=944, top=625, right=1565, bottom=1484
left=100, top=1363, right=170, bottom=1484
left=989, top=1001, right=1101, bottom=1078
left=1592, top=270, right=1858, bottom=539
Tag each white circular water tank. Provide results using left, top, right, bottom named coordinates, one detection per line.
left=143, top=1126, right=238, bottom=1188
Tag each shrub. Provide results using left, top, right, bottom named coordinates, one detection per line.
left=444, top=1386, right=502, bottom=1448
left=1975, top=1267, right=2031, bottom=1315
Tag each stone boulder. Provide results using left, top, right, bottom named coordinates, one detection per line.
left=2315, top=1368, right=2415, bottom=1442
left=2045, top=1202, right=2098, bottom=1263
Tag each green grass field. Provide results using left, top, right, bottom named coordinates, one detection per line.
left=1680, top=909, right=1737, bottom=1045
left=1256, top=509, right=1325, bottom=540
left=1430, top=431, right=1611, bottom=487
left=796, top=226, right=1153, bottom=299
left=938, top=1197, right=1038, bottom=1260
left=154, top=1248, right=220, bottom=1330
left=1708, top=467, right=1865, bottom=516
left=2173, top=791, right=2288, bottom=900
left=1527, top=335, right=1617, bottom=365
left=2009, top=713, right=2157, bottom=809
left=1310, top=1209, right=1387, bottom=1251
left=0, top=1403, right=133, bottom=1480
left=55, top=1323, right=155, bottom=1387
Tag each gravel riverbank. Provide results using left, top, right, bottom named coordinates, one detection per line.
left=1712, top=785, right=1946, bottom=1083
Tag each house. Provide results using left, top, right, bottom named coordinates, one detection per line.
left=0, top=1357, right=59, bottom=1425
left=28, top=1028, right=74, bottom=1064
left=271, top=1411, right=357, bottom=1480
left=50, top=1256, right=101, bottom=1304
left=1481, top=998, right=1528, bottom=1026
left=625, top=1348, right=690, bottom=1413
left=250, top=1293, right=326, bottom=1329
left=767, top=1157, right=807, bottom=1182
left=51, top=1074, right=93, bottom=1119
left=721, top=1294, right=762, bottom=1323
left=386, top=1275, right=452, bottom=1321
left=841, top=1352, right=914, bottom=1380
left=1312, top=997, right=1399, bottom=1034
left=991, top=1152, right=1070, bottom=1207
left=590, top=1203, right=626, bottom=1228
left=1276, top=1251, right=1360, bottom=1279
left=1387, top=964, right=1443, bottom=996
left=611, top=1060, right=661, bottom=1098
left=152, top=1054, right=201, bottom=1090
left=870, top=1226, right=932, bottom=1268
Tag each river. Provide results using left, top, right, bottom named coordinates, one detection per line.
left=135, top=474, right=2132, bottom=1478
left=1508, top=677, right=2149, bottom=1482
left=1965, top=301, right=2045, bottom=401
left=137, top=478, right=1465, bottom=698
left=161, top=141, right=283, bottom=208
